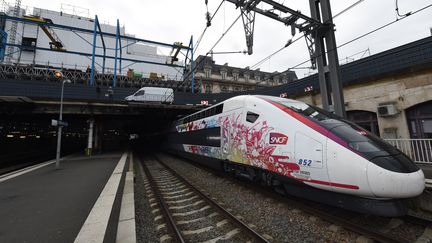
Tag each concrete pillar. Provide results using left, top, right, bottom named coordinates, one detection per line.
left=86, top=119, right=94, bottom=156
left=93, top=120, right=103, bottom=153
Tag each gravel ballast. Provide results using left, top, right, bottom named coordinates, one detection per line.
left=157, top=153, right=360, bottom=243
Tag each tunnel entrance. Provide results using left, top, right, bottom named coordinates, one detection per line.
left=0, top=110, right=187, bottom=171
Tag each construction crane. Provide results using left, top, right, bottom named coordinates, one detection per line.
left=23, top=15, right=66, bottom=51
left=166, top=41, right=182, bottom=64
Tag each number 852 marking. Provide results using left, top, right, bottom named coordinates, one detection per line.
left=298, top=159, right=312, bottom=166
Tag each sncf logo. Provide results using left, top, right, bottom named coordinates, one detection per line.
left=269, top=133, right=288, bottom=145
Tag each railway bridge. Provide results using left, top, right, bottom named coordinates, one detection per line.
left=1, top=36, right=432, bottom=152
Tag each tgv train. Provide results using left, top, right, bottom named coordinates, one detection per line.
left=167, top=95, right=425, bottom=216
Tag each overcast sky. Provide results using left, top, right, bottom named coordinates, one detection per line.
left=17, top=0, right=432, bottom=77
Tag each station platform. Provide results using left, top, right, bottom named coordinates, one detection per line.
left=0, top=151, right=135, bottom=243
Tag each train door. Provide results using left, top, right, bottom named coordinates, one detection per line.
left=294, top=132, right=330, bottom=187
left=220, top=110, right=244, bottom=164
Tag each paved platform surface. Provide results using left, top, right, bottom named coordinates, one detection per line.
left=0, top=152, right=122, bottom=243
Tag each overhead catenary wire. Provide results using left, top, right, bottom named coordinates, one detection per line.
left=332, top=0, right=365, bottom=20
left=206, top=13, right=242, bottom=56
left=184, top=0, right=366, bottom=87
left=395, top=0, right=412, bottom=19
left=288, top=3, right=432, bottom=72
left=250, top=35, right=303, bottom=70
left=194, top=0, right=226, bottom=56
left=249, top=0, right=365, bottom=70
left=182, top=13, right=243, bottom=84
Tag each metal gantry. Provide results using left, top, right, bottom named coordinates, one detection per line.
left=183, top=36, right=196, bottom=93
left=309, top=0, right=345, bottom=117
left=226, top=0, right=346, bottom=117
left=238, top=1, right=259, bottom=55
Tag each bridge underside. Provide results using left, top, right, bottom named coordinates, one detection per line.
left=0, top=97, right=200, bottom=158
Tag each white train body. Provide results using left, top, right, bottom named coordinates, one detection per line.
left=169, top=95, right=425, bottom=215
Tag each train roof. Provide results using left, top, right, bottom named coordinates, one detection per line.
left=179, top=95, right=306, bottom=120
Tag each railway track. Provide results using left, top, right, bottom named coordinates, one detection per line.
left=403, top=214, right=432, bottom=228
left=160, top=153, right=432, bottom=243
left=137, top=154, right=270, bottom=243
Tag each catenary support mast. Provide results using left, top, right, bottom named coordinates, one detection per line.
left=226, top=0, right=346, bottom=117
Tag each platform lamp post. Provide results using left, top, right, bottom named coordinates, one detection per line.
left=54, top=71, right=71, bottom=169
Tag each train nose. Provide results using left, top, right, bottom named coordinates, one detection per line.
left=367, top=157, right=425, bottom=198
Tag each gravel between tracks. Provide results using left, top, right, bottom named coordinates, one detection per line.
left=134, top=160, right=165, bottom=243
left=158, top=154, right=360, bottom=243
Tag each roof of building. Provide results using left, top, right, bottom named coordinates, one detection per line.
left=195, top=55, right=298, bottom=81
left=253, top=35, right=432, bottom=97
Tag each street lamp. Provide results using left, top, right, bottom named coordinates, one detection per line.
left=55, top=71, right=71, bottom=169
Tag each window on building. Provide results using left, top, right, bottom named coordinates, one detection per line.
left=244, top=73, right=250, bottom=82
left=347, top=110, right=380, bottom=136
left=205, top=84, right=212, bottom=93
left=221, top=70, right=227, bottom=80
left=233, top=72, right=239, bottom=81
left=407, top=100, right=432, bottom=139
left=221, top=86, right=228, bottom=92
left=21, top=37, right=37, bottom=52
left=255, top=75, right=260, bottom=81
left=205, top=69, right=211, bottom=79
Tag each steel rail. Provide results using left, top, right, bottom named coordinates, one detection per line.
left=165, top=153, right=409, bottom=243
left=154, top=156, right=270, bottom=243
left=403, top=214, right=432, bottom=227
left=138, top=155, right=185, bottom=243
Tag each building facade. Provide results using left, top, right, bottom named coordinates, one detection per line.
left=0, top=4, right=182, bottom=80
left=296, top=68, right=432, bottom=140
left=194, top=55, right=297, bottom=93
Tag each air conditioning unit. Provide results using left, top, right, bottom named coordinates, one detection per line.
left=377, top=104, right=399, bottom=117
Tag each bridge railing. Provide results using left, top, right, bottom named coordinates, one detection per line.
left=385, top=139, right=432, bottom=164
left=0, top=63, right=198, bottom=91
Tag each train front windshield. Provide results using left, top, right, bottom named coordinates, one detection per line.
left=273, top=99, right=419, bottom=173
left=275, top=99, right=394, bottom=155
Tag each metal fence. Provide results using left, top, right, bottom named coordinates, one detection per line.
left=0, top=63, right=196, bottom=91
left=385, top=139, right=432, bottom=164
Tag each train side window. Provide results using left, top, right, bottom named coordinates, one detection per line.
left=246, top=111, right=259, bottom=123
left=215, top=104, right=223, bottom=114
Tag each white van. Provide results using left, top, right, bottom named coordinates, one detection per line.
left=125, top=87, right=174, bottom=103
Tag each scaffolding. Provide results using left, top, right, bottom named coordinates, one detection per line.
left=0, top=13, right=196, bottom=92
left=60, top=3, right=90, bottom=19
left=5, top=0, right=20, bottom=63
